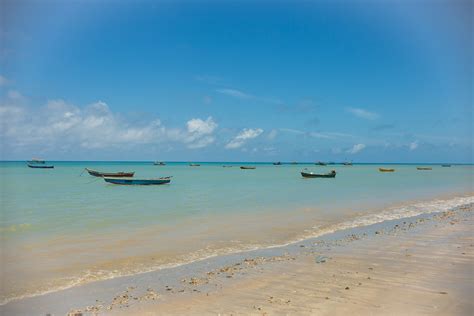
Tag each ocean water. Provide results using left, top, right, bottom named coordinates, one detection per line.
left=0, top=161, right=473, bottom=304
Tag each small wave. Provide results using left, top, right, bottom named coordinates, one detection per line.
left=2, top=195, right=472, bottom=305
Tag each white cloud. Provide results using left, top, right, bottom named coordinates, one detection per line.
left=216, top=88, right=253, bottom=99
left=347, top=107, right=379, bottom=120
left=279, top=128, right=305, bottom=134
left=0, top=97, right=218, bottom=151
left=184, top=117, right=218, bottom=149
left=347, top=143, right=366, bottom=154
left=409, top=141, right=418, bottom=151
left=225, top=128, right=263, bottom=149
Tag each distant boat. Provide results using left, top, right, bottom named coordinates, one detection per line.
left=342, top=162, right=353, bottom=166
left=85, top=168, right=135, bottom=178
left=417, top=167, right=432, bottom=170
left=189, top=164, right=200, bottom=167
left=27, top=158, right=45, bottom=164
left=153, top=161, right=166, bottom=166
left=327, top=162, right=335, bottom=165
left=441, top=164, right=451, bottom=167
left=222, top=165, right=233, bottom=168
left=240, top=166, right=256, bottom=170
left=301, top=170, right=336, bottom=178
left=27, top=163, right=54, bottom=169
left=291, top=161, right=298, bottom=165
left=273, top=162, right=282, bottom=165
left=316, top=161, right=327, bottom=166
left=379, top=168, right=395, bottom=172
left=104, top=177, right=171, bottom=185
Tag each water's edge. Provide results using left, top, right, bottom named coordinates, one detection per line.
left=2, top=193, right=472, bottom=306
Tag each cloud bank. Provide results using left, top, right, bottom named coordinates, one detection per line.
left=0, top=98, right=218, bottom=152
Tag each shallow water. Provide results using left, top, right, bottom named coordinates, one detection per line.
left=0, top=161, right=472, bottom=303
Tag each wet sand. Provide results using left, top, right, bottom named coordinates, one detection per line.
left=110, top=204, right=473, bottom=316
left=2, top=203, right=472, bottom=316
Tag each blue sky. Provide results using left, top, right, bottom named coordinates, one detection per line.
left=0, top=0, right=472, bottom=162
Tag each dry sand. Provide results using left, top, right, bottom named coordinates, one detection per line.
left=103, top=204, right=473, bottom=316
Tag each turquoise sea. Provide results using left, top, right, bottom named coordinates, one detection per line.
left=1, top=161, right=473, bottom=304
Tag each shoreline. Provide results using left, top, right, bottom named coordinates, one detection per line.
left=1, top=200, right=473, bottom=315
left=1, top=193, right=472, bottom=306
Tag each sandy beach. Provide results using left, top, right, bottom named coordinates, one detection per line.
left=111, top=203, right=474, bottom=316
left=2, top=202, right=472, bottom=316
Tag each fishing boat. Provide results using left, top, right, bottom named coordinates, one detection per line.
left=27, top=158, right=45, bottom=164
left=342, top=162, right=353, bottom=166
left=441, top=164, right=451, bottom=167
left=153, top=161, right=166, bottom=166
left=379, top=168, right=395, bottom=172
left=417, top=167, right=432, bottom=170
left=27, top=163, right=54, bottom=169
left=316, top=161, right=327, bottom=166
left=85, top=168, right=135, bottom=178
left=301, top=170, right=336, bottom=178
left=273, top=162, right=282, bottom=165
left=189, top=163, right=200, bottom=167
left=103, top=176, right=171, bottom=185
left=240, top=166, right=256, bottom=170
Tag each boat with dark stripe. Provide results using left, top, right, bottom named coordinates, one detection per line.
left=27, top=163, right=54, bottom=169
left=103, top=177, right=171, bottom=185
left=85, top=168, right=135, bottom=178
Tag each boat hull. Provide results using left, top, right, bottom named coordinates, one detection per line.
left=417, top=167, right=432, bottom=170
left=379, top=168, right=395, bottom=172
left=86, top=168, right=135, bottom=178
left=301, top=171, right=336, bottom=178
left=240, top=166, right=256, bottom=170
left=27, top=164, right=54, bottom=169
left=104, top=177, right=171, bottom=185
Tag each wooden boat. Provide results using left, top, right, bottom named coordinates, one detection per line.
left=441, top=164, right=451, bottom=167
left=301, top=170, right=336, bottom=178
left=27, top=158, right=45, bottom=164
left=27, top=163, right=54, bottom=169
left=273, top=162, right=282, bottom=165
left=153, top=161, right=166, bottom=166
left=240, top=166, right=256, bottom=170
left=85, top=168, right=135, bottom=178
left=379, top=168, right=395, bottom=172
left=104, top=177, right=171, bottom=185
left=316, top=161, right=327, bottom=166
left=189, top=163, right=200, bottom=167
left=417, top=167, right=432, bottom=170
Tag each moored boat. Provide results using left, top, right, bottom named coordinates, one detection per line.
left=301, top=170, right=336, bottom=178
left=27, top=163, right=54, bottom=169
left=27, top=158, right=45, bottom=164
left=379, top=168, right=395, bottom=172
left=103, top=177, right=171, bottom=185
left=273, top=162, right=282, bottom=165
left=189, top=163, right=200, bottom=167
left=85, top=168, right=135, bottom=178
left=316, top=161, right=327, bottom=166
left=240, top=166, right=256, bottom=170
left=342, top=162, right=353, bottom=166
left=153, top=161, right=166, bottom=166
left=417, top=167, right=432, bottom=170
